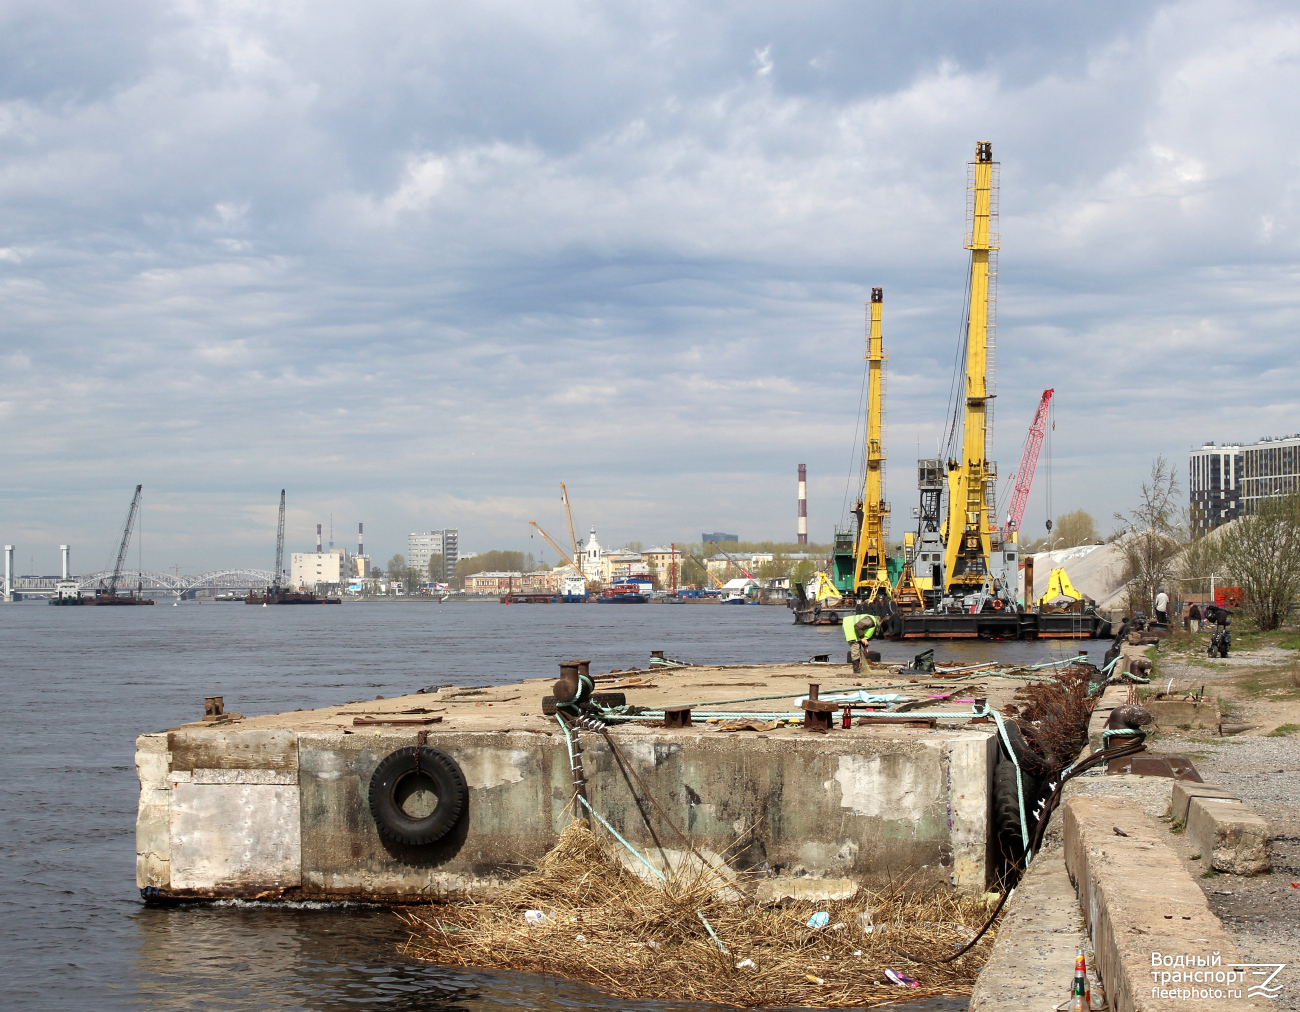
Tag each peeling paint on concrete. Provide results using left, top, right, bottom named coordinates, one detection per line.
left=832, top=753, right=941, bottom=818
left=170, top=784, right=301, bottom=890
left=459, top=748, right=531, bottom=790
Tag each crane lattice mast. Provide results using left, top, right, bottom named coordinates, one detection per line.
left=105, top=485, right=143, bottom=598
left=559, top=484, right=579, bottom=560
left=853, top=288, right=891, bottom=600
left=274, top=490, right=286, bottom=587
left=529, top=521, right=576, bottom=570
left=943, top=141, right=1001, bottom=597
left=1003, top=389, right=1054, bottom=541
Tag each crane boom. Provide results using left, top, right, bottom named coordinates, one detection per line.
left=943, top=141, right=1001, bottom=597
left=1003, top=389, right=1054, bottom=540
left=559, top=483, right=579, bottom=559
left=274, top=490, right=286, bottom=586
left=106, top=485, right=143, bottom=597
left=684, top=552, right=725, bottom=588
left=708, top=541, right=754, bottom=579
left=852, top=287, right=891, bottom=600
left=529, top=521, right=576, bottom=570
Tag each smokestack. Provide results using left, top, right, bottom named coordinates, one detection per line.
left=60, top=545, right=69, bottom=580
left=358, top=522, right=364, bottom=557
left=316, top=524, right=322, bottom=553
left=797, top=464, right=808, bottom=545
left=3, top=545, right=12, bottom=602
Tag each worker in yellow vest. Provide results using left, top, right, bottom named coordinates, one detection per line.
left=843, top=613, right=878, bottom=673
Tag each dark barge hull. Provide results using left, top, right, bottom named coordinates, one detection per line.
left=791, top=603, right=1106, bottom=640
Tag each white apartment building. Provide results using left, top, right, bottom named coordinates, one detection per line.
left=408, top=529, right=459, bottom=578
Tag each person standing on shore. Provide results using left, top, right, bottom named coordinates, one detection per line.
left=1154, top=588, right=1169, bottom=626
left=1188, top=602, right=1202, bottom=633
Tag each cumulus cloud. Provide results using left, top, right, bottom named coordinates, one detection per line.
left=0, top=0, right=1298, bottom=568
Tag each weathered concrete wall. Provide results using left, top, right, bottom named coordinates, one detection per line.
left=137, top=726, right=997, bottom=902
left=1063, top=795, right=1241, bottom=1011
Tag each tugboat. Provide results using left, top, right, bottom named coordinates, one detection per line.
left=597, top=581, right=648, bottom=604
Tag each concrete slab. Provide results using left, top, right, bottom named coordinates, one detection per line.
left=1146, top=699, right=1219, bottom=730
left=1063, top=795, right=1242, bottom=1011
left=1170, top=781, right=1239, bottom=824
left=1186, top=797, right=1271, bottom=876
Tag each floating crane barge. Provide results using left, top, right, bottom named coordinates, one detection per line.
left=792, top=143, right=1107, bottom=640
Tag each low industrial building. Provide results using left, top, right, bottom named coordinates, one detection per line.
left=290, top=548, right=349, bottom=590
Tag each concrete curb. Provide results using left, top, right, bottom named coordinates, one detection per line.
left=1171, top=781, right=1238, bottom=823
left=1186, top=797, right=1271, bottom=875
left=1063, top=795, right=1241, bottom=1011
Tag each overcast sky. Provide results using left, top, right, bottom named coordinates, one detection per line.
left=1, top=0, right=1298, bottom=574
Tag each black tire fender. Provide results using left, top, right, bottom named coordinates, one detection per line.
left=992, top=757, right=1027, bottom=860
left=368, top=746, right=468, bottom=846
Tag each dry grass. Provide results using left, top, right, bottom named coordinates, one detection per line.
left=399, top=820, right=996, bottom=1008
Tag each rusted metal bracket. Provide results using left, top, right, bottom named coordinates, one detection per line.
left=663, top=705, right=693, bottom=729
left=1107, top=751, right=1202, bottom=781
left=801, top=683, right=836, bottom=731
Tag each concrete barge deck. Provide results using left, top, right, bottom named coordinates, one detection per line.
left=136, top=659, right=1035, bottom=904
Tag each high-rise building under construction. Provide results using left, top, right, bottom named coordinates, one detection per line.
left=1189, top=434, right=1300, bottom=535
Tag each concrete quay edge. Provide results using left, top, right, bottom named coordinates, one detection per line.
left=966, top=841, right=1086, bottom=1011
left=1063, top=795, right=1241, bottom=1011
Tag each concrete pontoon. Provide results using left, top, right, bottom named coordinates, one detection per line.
left=135, top=659, right=1045, bottom=904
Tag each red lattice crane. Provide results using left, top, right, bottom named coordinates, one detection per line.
left=1003, top=389, right=1054, bottom=540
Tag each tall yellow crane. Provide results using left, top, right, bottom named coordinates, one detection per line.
left=943, top=141, right=1002, bottom=598
left=559, top=483, right=580, bottom=560
left=851, top=287, right=891, bottom=601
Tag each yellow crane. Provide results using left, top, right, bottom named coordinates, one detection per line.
left=684, top=552, right=725, bottom=589
left=560, top=483, right=580, bottom=560
left=851, top=287, right=891, bottom=601
left=529, top=521, right=577, bottom=571
left=942, top=141, right=1003, bottom=600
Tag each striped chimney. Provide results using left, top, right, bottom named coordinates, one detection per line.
left=798, top=464, right=808, bottom=544
left=316, top=524, right=322, bottom=553
left=358, top=522, right=364, bottom=557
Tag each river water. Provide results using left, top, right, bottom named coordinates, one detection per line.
left=0, top=600, right=1096, bottom=1012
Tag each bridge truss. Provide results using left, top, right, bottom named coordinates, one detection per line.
left=12, top=569, right=277, bottom=599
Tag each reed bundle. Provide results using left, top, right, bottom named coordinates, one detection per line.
left=399, top=820, right=996, bottom=1008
